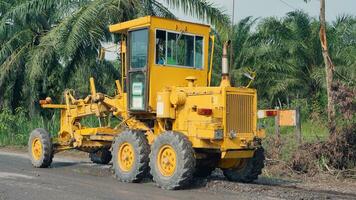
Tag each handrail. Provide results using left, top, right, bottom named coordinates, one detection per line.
left=208, top=35, right=215, bottom=86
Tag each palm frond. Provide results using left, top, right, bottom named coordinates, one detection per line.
left=0, top=42, right=30, bottom=87
left=0, top=0, right=72, bottom=32
left=0, top=29, right=33, bottom=63
left=151, top=0, right=176, bottom=18
left=163, top=0, right=230, bottom=33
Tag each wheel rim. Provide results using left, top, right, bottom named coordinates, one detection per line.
left=32, top=138, right=42, bottom=161
left=157, top=145, right=177, bottom=177
left=118, top=142, right=135, bottom=172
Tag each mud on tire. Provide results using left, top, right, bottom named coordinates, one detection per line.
left=89, top=149, right=112, bottom=164
left=28, top=128, right=54, bottom=168
left=112, top=130, right=150, bottom=183
left=222, top=147, right=265, bottom=183
left=150, top=131, right=196, bottom=190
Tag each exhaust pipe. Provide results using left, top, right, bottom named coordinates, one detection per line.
left=220, top=40, right=231, bottom=87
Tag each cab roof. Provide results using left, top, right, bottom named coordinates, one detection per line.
left=109, top=16, right=210, bottom=33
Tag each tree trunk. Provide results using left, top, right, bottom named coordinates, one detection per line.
left=319, top=0, right=336, bottom=134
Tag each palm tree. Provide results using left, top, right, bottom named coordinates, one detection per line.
left=227, top=11, right=355, bottom=118
left=329, top=15, right=356, bottom=86
left=227, top=11, right=326, bottom=111
left=0, top=0, right=230, bottom=114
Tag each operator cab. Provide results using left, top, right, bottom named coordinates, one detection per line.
left=109, top=16, right=211, bottom=113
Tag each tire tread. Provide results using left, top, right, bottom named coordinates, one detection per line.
left=28, top=128, right=53, bottom=168
left=223, top=147, right=265, bottom=183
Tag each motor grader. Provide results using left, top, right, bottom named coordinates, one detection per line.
left=28, top=16, right=266, bottom=190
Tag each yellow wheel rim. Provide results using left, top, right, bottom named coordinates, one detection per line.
left=157, top=145, right=177, bottom=177
left=118, top=142, right=135, bottom=172
left=32, top=138, right=43, bottom=161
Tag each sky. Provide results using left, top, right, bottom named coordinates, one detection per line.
left=159, top=0, right=356, bottom=24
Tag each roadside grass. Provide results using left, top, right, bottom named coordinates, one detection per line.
left=0, top=108, right=60, bottom=146
left=261, top=118, right=329, bottom=161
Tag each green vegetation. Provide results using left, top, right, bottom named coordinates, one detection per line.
left=262, top=118, right=329, bottom=162
left=0, top=108, right=59, bottom=146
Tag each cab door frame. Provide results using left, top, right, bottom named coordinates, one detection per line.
left=127, top=27, right=150, bottom=112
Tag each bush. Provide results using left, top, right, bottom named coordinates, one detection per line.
left=0, top=107, right=58, bottom=146
left=291, top=82, right=356, bottom=174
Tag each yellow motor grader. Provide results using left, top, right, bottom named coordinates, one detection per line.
left=28, top=16, right=265, bottom=190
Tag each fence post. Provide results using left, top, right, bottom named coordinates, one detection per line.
left=275, top=111, right=280, bottom=139
left=295, top=106, right=302, bottom=144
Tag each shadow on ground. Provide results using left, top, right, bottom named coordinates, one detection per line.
left=51, top=161, right=81, bottom=168
left=189, top=169, right=299, bottom=190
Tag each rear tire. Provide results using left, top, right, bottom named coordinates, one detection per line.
left=222, top=147, right=265, bottom=183
left=28, top=128, right=53, bottom=168
left=150, top=131, right=196, bottom=190
left=194, top=166, right=215, bottom=178
left=89, top=149, right=112, bottom=164
left=194, top=155, right=219, bottom=178
left=112, top=130, right=150, bottom=183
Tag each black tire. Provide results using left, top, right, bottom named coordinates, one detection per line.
left=194, top=155, right=218, bottom=178
left=150, top=131, right=196, bottom=190
left=222, top=147, right=265, bottom=183
left=28, top=128, right=53, bottom=168
left=194, top=166, right=215, bottom=178
left=112, top=130, right=150, bottom=183
left=89, top=149, right=112, bottom=164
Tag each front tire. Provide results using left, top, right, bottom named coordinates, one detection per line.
left=28, top=128, right=53, bottom=168
left=150, top=131, right=196, bottom=190
left=222, top=147, right=265, bottom=183
left=112, top=130, right=150, bottom=183
left=89, top=149, right=112, bottom=164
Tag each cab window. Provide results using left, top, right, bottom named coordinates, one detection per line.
left=155, top=30, right=204, bottom=69
left=195, top=36, right=203, bottom=69
left=130, top=29, right=148, bottom=69
left=155, top=30, right=166, bottom=65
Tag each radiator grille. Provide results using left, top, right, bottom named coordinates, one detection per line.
left=226, top=93, right=254, bottom=133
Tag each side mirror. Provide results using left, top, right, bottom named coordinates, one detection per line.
left=243, top=72, right=255, bottom=80
left=243, top=70, right=256, bottom=88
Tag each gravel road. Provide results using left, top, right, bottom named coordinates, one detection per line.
left=0, top=149, right=355, bottom=200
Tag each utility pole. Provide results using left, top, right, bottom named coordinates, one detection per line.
left=319, top=0, right=336, bottom=135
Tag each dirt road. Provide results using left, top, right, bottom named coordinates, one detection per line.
left=0, top=149, right=355, bottom=200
